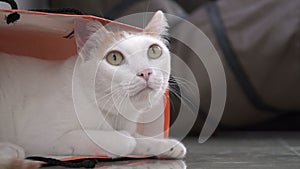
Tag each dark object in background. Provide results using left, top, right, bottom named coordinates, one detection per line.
left=50, top=0, right=300, bottom=134
left=172, top=0, right=300, bottom=132
left=175, top=0, right=209, bottom=13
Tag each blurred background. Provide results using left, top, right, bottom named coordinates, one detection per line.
left=1, top=0, right=299, bottom=135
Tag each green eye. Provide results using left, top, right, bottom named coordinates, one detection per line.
left=106, top=51, right=124, bottom=66
left=148, top=44, right=162, bottom=59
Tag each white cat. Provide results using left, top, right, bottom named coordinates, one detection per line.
left=0, top=11, right=186, bottom=168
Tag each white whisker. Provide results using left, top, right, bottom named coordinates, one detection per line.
left=168, top=88, right=198, bottom=116
left=96, top=86, right=123, bottom=101
left=144, top=0, right=151, bottom=28
left=97, top=90, right=124, bottom=129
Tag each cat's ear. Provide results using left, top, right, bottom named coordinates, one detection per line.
left=144, top=10, right=169, bottom=37
left=74, top=18, right=108, bottom=51
left=74, top=18, right=109, bottom=61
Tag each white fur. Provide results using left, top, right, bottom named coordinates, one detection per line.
left=0, top=11, right=186, bottom=167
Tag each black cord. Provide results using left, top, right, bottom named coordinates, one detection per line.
left=0, top=0, right=86, bottom=24
left=0, top=0, right=20, bottom=24
left=26, top=156, right=157, bottom=168
left=26, top=156, right=97, bottom=168
left=30, top=8, right=85, bottom=15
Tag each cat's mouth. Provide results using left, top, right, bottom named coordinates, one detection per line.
left=134, top=86, right=154, bottom=96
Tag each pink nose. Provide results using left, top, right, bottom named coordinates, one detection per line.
left=137, top=69, right=153, bottom=81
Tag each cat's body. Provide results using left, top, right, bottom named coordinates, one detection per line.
left=0, top=11, right=186, bottom=168
left=0, top=53, right=75, bottom=154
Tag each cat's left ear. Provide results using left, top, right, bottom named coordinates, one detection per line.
left=144, top=10, right=169, bottom=37
left=74, top=18, right=108, bottom=51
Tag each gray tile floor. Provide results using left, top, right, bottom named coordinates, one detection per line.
left=184, top=132, right=300, bottom=169
left=45, top=132, right=300, bottom=169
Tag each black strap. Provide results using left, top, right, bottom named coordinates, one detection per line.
left=26, top=156, right=97, bottom=168
left=205, top=0, right=299, bottom=115
left=26, top=156, right=157, bottom=168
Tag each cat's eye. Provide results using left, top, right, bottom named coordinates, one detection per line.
left=148, top=44, right=162, bottom=59
left=106, top=51, right=124, bottom=66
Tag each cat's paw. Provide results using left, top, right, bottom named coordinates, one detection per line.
left=0, top=143, right=25, bottom=159
left=5, top=159, right=40, bottom=169
left=157, top=139, right=186, bottom=159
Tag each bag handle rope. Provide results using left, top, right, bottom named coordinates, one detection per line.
left=0, top=0, right=85, bottom=24
left=0, top=0, right=20, bottom=24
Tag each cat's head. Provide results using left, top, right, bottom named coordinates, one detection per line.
left=74, top=11, right=170, bottom=114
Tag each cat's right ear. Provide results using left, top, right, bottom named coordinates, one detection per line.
left=74, top=18, right=108, bottom=52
